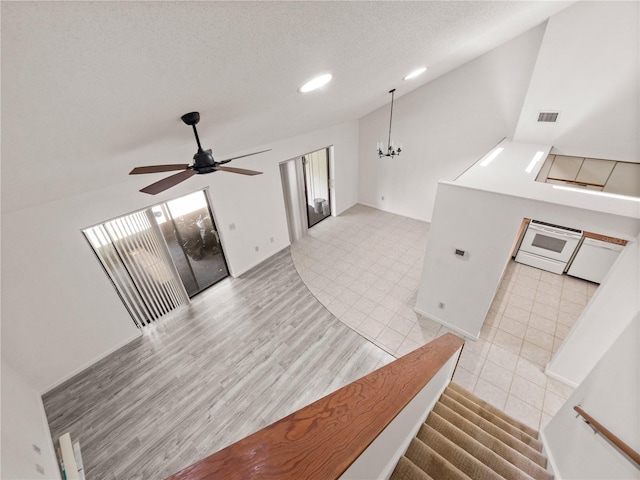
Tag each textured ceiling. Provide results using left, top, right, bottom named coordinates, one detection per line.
left=1, top=1, right=572, bottom=213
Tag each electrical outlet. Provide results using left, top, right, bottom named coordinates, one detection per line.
left=32, top=444, right=41, bottom=455
left=255, top=246, right=259, bottom=252
left=438, top=302, right=445, bottom=309
left=381, top=195, right=385, bottom=200
left=229, top=223, right=236, bottom=231
left=270, top=237, right=274, bottom=243
left=35, top=464, right=44, bottom=475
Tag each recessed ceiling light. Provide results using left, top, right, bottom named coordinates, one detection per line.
left=403, top=67, right=427, bottom=80
left=299, top=73, right=333, bottom=93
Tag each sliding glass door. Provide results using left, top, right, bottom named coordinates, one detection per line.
left=83, top=189, right=229, bottom=328
left=152, top=190, right=229, bottom=297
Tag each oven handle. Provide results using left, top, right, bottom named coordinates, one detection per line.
left=528, top=224, right=582, bottom=239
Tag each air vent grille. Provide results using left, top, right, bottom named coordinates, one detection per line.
left=538, top=111, right=559, bottom=123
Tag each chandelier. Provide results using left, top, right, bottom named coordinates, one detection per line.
left=377, top=88, right=402, bottom=158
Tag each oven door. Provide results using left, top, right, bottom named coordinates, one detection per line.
left=519, top=223, right=581, bottom=263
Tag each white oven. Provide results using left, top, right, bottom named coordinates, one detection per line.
left=515, top=220, right=582, bottom=274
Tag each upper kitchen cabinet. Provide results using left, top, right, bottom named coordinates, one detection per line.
left=536, top=153, right=639, bottom=197
left=603, top=162, right=640, bottom=197
left=575, top=158, right=616, bottom=188
left=547, top=155, right=584, bottom=183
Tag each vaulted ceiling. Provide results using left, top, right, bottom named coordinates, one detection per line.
left=1, top=1, right=572, bottom=213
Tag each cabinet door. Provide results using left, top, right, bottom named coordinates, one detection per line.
left=575, top=158, right=614, bottom=187
left=603, top=162, right=640, bottom=197
left=547, top=155, right=584, bottom=182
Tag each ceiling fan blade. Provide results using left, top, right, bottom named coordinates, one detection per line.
left=139, top=169, right=196, bottom=195
left=130, top=164, right=190, bottom=175
left=215, top=166, right=263, bottom=176
left=217, top=149, right=271, bottom=165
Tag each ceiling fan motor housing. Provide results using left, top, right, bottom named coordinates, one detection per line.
left=192, top=149, right=216, bottom=174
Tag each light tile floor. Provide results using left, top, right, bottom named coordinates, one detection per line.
left=290, top=204, right=597, bottom=432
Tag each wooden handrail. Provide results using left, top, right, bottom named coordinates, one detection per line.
left=166, top=333, right=464, bottom=479
left=574, top=405, right=640, bottom=467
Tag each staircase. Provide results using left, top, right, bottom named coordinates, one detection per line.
left=390, top=383, right=554, bottom=480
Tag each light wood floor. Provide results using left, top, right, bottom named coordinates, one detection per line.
left=43, top=248, right=394, bottom=479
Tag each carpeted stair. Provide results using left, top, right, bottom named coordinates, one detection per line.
left=390, top=382, right=554, bottom=480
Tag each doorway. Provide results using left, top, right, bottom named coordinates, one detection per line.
left=280, top=147, right=332, bottom=243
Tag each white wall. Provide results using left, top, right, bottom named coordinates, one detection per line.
left=513, top=1, right=639, bottom=162
left=0, top=120, right=359, bottom=393
left=415, top=182, right=640, bottom=340
left=546, top=237, right=640, bottom=386
left=357, top=23, right=546, bottom=222
left=1, top=358, right=61, bottom=480
left=1, top=190, right=143, bottom=393
left=542, top=316, right=640, bottom=480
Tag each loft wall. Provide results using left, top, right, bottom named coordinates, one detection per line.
left=513, top=1, right=639, bottom=162
left=357, top=23, right=546, bottom=222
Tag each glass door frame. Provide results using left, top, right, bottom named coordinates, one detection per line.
left=301, top=146, right=332, bottom=229
left=156, top=187, right=231, bottom=297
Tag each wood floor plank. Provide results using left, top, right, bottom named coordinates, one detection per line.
left=42, top=248, right=393, bottom=479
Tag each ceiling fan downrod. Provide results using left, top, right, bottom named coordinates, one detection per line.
left=181, top=112, right=204, bottom=152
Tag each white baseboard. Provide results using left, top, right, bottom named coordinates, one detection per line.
left=41, top=330, right=141, bottom=395
left=539, top=429, right=561, bottom=479
left=229, top=245, right=291, bottom=277
left=413, top=307, right=479, bottom=341
left=543, top=366, right=579, bottom=389
left=356, top=202, right=430, bottom=224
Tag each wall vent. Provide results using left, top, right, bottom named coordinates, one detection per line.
left=537, top=111, right=559, bottom=123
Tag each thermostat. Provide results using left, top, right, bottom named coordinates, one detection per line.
left=455, top=249, right=468, bottom=259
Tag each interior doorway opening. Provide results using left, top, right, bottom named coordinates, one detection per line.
left=280, top=146, right=332, bottom=243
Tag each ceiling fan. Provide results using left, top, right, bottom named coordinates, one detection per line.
left=130, top=111, right=270, bottom=195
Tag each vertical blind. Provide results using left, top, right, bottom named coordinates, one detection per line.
left=83, top=209, right=188, bottom=328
